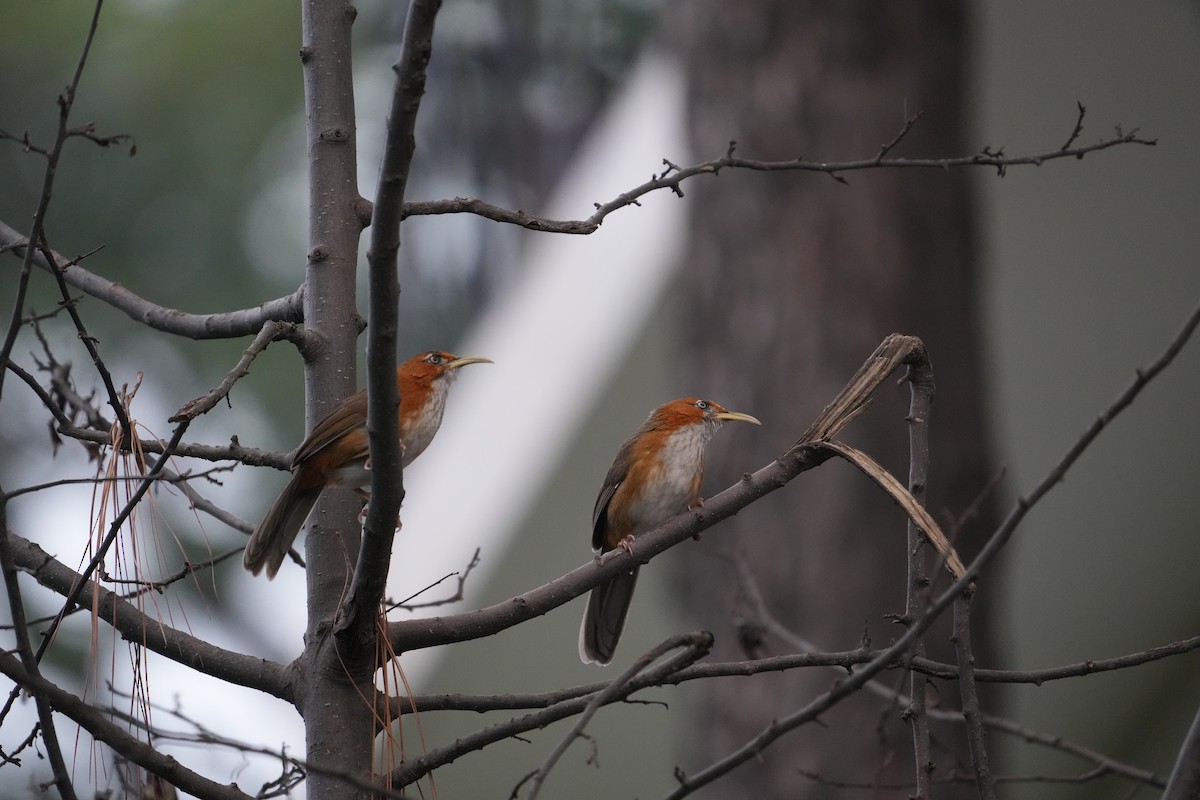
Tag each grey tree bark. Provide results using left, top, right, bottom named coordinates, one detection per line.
left=670, top=2, right=1001, bottom=796
left=298, top=1, right=373, bottom=797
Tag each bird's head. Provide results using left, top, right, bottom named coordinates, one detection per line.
left=655, top=397, right=761, bottom=429
left=402, top=351, right=493, bottom=385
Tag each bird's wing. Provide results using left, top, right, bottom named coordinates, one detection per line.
left=292, top=389, right=369, bottom=466
left=591, top=479, right=621, bottom=551
left=592, top=430, right=639, bottom=550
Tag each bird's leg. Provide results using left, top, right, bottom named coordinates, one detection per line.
left=352, top=489, right=402, bottom=530
left=616, top=534, right=636, bottom=554
left=690, top=497, right=705, bottom=540
left=355, top=488, right=371, bottom=524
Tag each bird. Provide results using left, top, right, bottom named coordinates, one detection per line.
left=243, top=350, right=492, bottom=578
left=579, top=397, right=760, bottom=665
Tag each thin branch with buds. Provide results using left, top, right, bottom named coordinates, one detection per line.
left=400, top=110, right=1155, bottom=234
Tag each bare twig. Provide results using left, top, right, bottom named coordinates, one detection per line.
left=36, top=420, right=191, bottom=658
left=0, top=128, right=51, bottom=157
left=170, top=320, right=305, bottom=422
left=389, top=632, right=711, bottom=788
left=0, top=0, right=138, bottom=442
left=36, top=235, right=136, bottom=446
left=31, top=320, right=113, bottom=430
left=379, top=631, right=1200, bottom=718
left=1164, top=701, right=1200, bottom=800
left=0, top=544, right=245, bottom=632
left=401, top=111, right=1155, bottom=235
left=729, top=553, right=1164, bottom=789
left=65, top=120, right=136, bottom=154
left=663, top=303, right=1200, bottom=798
left=386, top=547, right=481, bottom=612
left=56, top=422, right=289, bottom=469
left=901, top=346, right=935, bottom=799
left=0, top=649, right=255, bottom=800
left=0, top=0, right=110, bottom=427
left=952, top=589, right=997, bottom=799
left=797, top=764, right=1134, bottom=790
left=0, top=490, right=79, bottom=800
left=875, top=109, right=924, bottom=161
left=971, top=710, right=1163, bottom=788
left=525, top=634, right=711, bottom=800
left=99, top=546, right=244, bottom=592
left=1, top=465, right=228, bottom=502
left=0, top=220, right=306, bottom=340
left=380, top=623, right=1172, bottom=793
left=1060, top=101, right=1088, bottom=151
left=2, top=529, right=289, bottom=697
left=102, top=689, right=414, bottom=800
left=162, top=466, right=254, bottom=534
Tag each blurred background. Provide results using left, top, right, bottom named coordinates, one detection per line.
left=1, top=1, right=1198, bottom=798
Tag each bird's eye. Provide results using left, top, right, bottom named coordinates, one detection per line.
left=694, top=400, right=709, bottom=410
left=426, top=353, right=444, bottom=365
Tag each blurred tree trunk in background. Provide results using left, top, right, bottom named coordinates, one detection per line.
left=670, top=2, right=1001, bottom=796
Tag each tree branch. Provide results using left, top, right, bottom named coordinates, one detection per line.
left=662, top=300, right=1200, bottom=798
left=56, top=423, right=289, bottom=468
left=0, top=220, right=306, bottom=340
left=901, top=345, right=935, bottom=799
left=1163, top=700, right=1200, bottom=799
left=525, top=633, right=711, bottom=800
left=170, top=320, right=307, bottom=422
left=0, top=491, right=79, bottom=800
left=335, top=0, right=442, bottom=647
left=0, top=0, right=133, bottom=451
left=389, top=632, right=710, bottom=788
left=952, top=589, right=997, bottom=799
left=380, top=632, right=1200, bottom=717
left=4, top=529, right=291, bottom=700
left=400, top=113, right=1155, bottom=234
left=0, top=649, right=255, bottom=800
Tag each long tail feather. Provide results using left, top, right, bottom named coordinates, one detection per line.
left=243, top=475, right=320, bottom=579
left=579, top=567, right=640, bottom=665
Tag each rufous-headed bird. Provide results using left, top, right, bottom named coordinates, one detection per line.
left=579, top=397, right=760, bottom=664
left=243, top=351, right=491, bottom=578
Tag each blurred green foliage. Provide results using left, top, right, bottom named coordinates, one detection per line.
left=2, top=0, right=302, bottom=308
